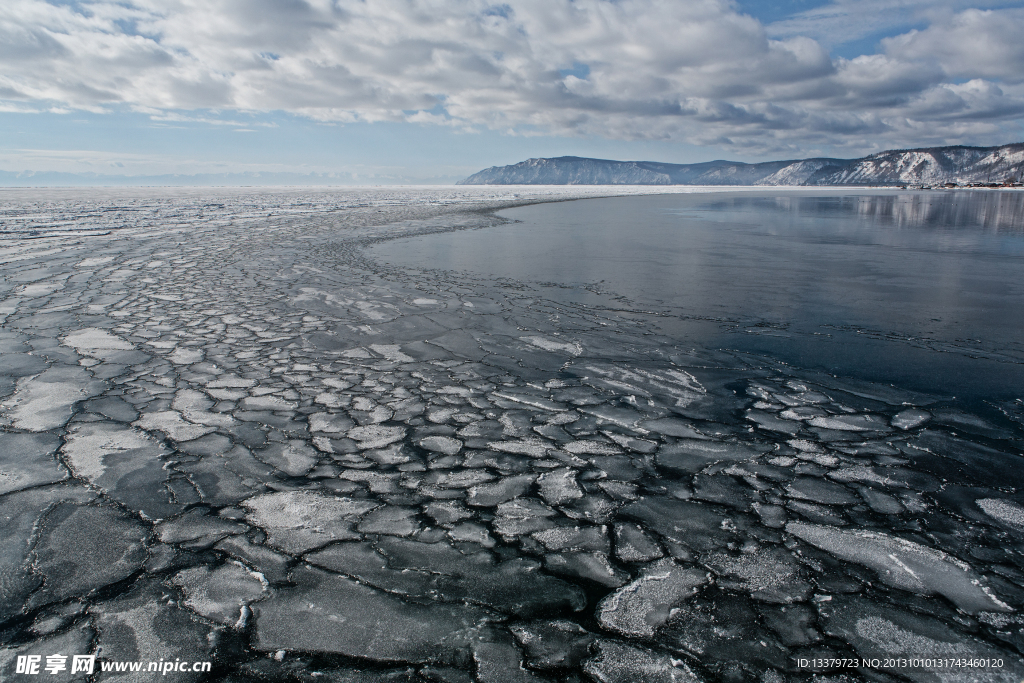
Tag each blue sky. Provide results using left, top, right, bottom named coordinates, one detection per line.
left=1, top=0, right=1022, bottom=183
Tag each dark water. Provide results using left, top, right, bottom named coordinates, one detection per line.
left=370, top=190, right=1024, bottom=403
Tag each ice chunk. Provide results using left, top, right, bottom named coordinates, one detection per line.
left=605, top=432, right=658, bottom=453
left=656, top=438, right=767, bottom=473
left=370, top=344, right=414, bottom=362
left=179, top=444, right=273, bottom=506
left=827, top=465, right=940, bottom=491
left=488, top=439, right=551, bottom=458
left=467, top=475, right=537, bottom=507
left=638, top=418, right=703, bottom=438
left=372, top=537, right=586, bottom=616
left=348, top=424, right=406, bottom=449
left=207, top=376, right=256, bottom=389
left=858, top=488, right=906, bottom=515
left=614, top=523, right=664, bottom=562
left=255, top=440, right=319, bottom=476
left=432, top=469, right=496, bottom=489
left=1, top=367, right=105, bottom=431
left=620, top=498, right=731, bottom=552
left=759, top=604, right=820, bottom=647
left=577, top=364, right=704, bottom=408
left=30, top=503, right=148, bottom=605
left=511, top=619, right=595, bottom=670
left=449, top=522, right=496, bottom=547
left=168, top=346, right=204, bottom=364
left=241, top=395, right=297, bottom=411
left=253, top=566, right=489, bottom=660
left=171, top=563, right=267, bottom=626
left=520, top=335, right=582, bottom=355
left=659, top=593, right=787, bottom=670
left=308, top=412, right=356, bottom=434
left=703, top=548, right=810, bottom=603
left=537, top=467, right=583, bottom=505
left=785, top=477, right=859, bottom=505
left=357, top=506, right=420, bottom=537
left=0, top=485, right=95, bottom=621
left=545, top=552, right=629, bottom=587
left=976, top=498, right=1024, bottom=531
left=752, top=503, right=787, bottom=529
left=134, top=410, right=216, bottom=442
left=62, top=327, right=135, bottom=352
left=0, top=432, right=65, bottom=495
left=787, top=522, right=1010, bottom=613
left=420, top=435, right=463, bottom=455
left=597, top=559, right=709, bottom=637
left=583, top=640, right=701, bottom=683
left=173, top=389, right=236, bottom=427
left=493, top=498, right=558, bottom=539
left=243, top=491, right=379, bottom=554
left=892, top=408, right=931, bottom=430
left=807, top=414, right=890, bottom=432
left=62, top=421, right=177, bottom=519
left=156, top=508, right=246, bottom=548
left=472, top=632, right=548, bottom=683
left=91, top=579, right=212, bottom=682
left=818, top=596, right=1024, bottom=682
left=745, top=410, right=801, bottom=435
left=534, top=525, right=609, bottom=553
left=0, top=623, right=95, bottom=683
left=491, top=389, right=566, bottom=412
left=564, top=440, right=621, bottom=455
left=425, top=501, right=474, bottom=525
left=214, top=536, right=291, bottom=584
left=305, top=541, right=434, bottom=597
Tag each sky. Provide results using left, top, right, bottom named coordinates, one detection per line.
left=1, top=0, right=1023, bottom=183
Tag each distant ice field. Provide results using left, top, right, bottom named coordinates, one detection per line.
left=369, top=189, right=1024, bottom=404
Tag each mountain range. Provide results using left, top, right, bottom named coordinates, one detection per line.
left=459, top=143, right=1024, bottom=187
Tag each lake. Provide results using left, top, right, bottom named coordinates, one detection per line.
left=369, top=189, right=1024, bottom=405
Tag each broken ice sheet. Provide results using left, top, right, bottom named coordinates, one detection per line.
left=308, top=536, right=586, bottom=616
left=62, top=421, right=180, bottom=519
left=170, top=562, right=267, bottom=626
left=703, top=547, right=811, bottom=603
left=29, top=503, right=149, bottom=607
left=91, top=579, right=212, bottom=683
left=254, top=565, right=489, bottom=662
left=788, top=522, right=1011, bottom=613
left=4, top=187, right=1024, bottom=681
left=0, top=485, right=96, bottom=621
left=511, top=619, right=595, bottom=670
left=583, top=639, right=701, bottom=683
left=1, top=366, right=105, bottom=431
left=976, top=497, right=1024, bottom=531
left=0, top=431, right=65, bottom=494
left=0, top=623, right=95, bottom=683
left=242, top=491, right=379, bottom=554
left=597, top=559, right=709, bottom=637
left=819, top=595, right=1024, bottom=682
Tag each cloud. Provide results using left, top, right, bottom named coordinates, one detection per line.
left=882, top=8, right=1024, bottom=83
left=0, top=0, right=1021, bottom=155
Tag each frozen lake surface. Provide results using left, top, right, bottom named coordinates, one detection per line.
left=1, top=186, right=1023, bottom=682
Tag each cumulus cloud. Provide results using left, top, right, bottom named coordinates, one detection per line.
left=0, top=0, right=1021, bottom=154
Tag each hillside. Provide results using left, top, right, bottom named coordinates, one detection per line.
left=459, top=144, right=1024, bottom=186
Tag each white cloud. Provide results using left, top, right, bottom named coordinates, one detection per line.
left=882, top=8, right=1024, bottom=83
left=0, top=0, right=1021, bottom=154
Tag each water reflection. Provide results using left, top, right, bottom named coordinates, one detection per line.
left=369, top=190, right=1024, bottom=399
left=687, top=191, right=1024, bottom=234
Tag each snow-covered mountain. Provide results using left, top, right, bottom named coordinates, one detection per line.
left=804, top=144, right=1024, bottom=186
left=458, top=144, right=1024, bottom=186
